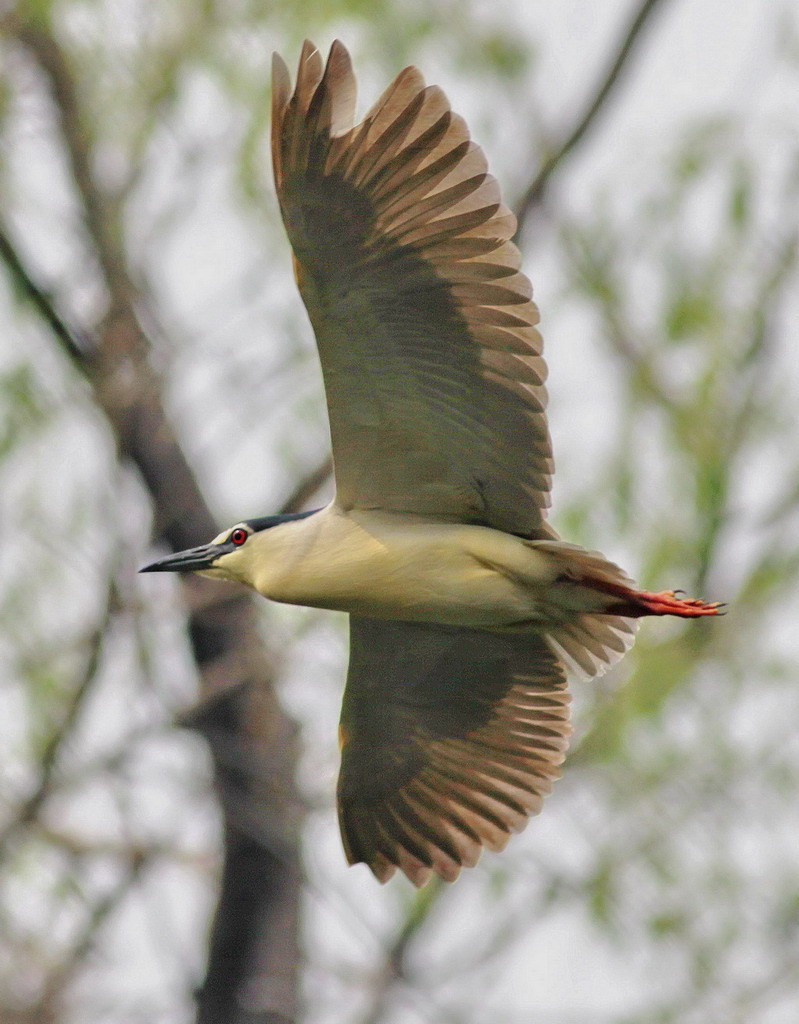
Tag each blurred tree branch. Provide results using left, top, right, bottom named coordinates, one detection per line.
left=0, top=222, right=89, bottom=364
left=0, top=14, right=307, bottom=1024
left=0, top=578, right=114, bottom=859
left=359, top=880, right=444, bottom=1024
left=31, top=853, right=150, bottom=1024
left=515, top=0, right=671, bottom=233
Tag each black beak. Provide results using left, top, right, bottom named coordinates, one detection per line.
left=139, top=543, right=221, bottom=573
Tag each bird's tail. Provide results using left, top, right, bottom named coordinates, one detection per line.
left=527, top=539, right=721, bottom=680
left=525, top=541, right=639, bottom=681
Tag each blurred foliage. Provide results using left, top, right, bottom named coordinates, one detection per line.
left=1, top=1, right=799, bottom=1023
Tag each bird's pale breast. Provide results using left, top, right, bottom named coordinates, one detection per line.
left=251, top=506, right=556, bottom=627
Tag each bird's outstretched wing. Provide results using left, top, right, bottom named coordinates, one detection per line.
left=337, top=618, right=572, bottom=886
left=272, top=41, right=552, bottom=537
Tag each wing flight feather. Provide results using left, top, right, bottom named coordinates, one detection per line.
left=272, top=41, right=553, bottom=536
left=337, top=619, right=573, bottom=886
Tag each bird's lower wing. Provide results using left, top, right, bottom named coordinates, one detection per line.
left=337, top=618, right=573, bottom=886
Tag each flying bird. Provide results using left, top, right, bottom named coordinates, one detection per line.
left=142, top=41, right=721, bottom=886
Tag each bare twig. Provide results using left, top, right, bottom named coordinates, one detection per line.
left=729, top=230, right=799, bottom=453
left=0, top=220, right=90, bottom=365
left=359, top=880, right=445, bottom=1024
left=281, top=454, right=333, bottom=514
left=12, top=22, right=126, bottom=297
left=559, top=224, right=678, bottom=411
left=36, top=826, right=210, bottom=866
left=0, top=582, right=115, bottom=857
left=515, top=0, right=671, bottom=235
left=33, top=853, right=150, bottom=1022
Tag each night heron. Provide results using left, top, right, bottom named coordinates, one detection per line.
left=142, top=41, right=721, bottom=886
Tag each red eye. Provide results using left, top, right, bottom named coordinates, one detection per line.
left=230, top=528, right=248, bottom=546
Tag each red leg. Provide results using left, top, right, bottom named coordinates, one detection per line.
left=568, top=573, right=724, bottom=619
left=615, top=589, right=724, bottom=619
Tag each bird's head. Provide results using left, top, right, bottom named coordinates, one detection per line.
left=139, top=522, right=257, bottom=584
left=139, top=511, right=318, bottom=586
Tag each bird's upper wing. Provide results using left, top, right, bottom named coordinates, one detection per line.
left=272, top=41, right=552, bottom=537
left=337, top=617, right=572, bottom=886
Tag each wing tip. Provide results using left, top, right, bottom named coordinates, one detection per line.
left=271, top=51, right=291, bottom=115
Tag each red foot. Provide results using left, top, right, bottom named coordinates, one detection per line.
left=628, top=589, right=724, bottom=618
left=571, top=574, right=724, bottom=619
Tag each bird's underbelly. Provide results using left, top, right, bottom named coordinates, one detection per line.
left=256, top=509, right=556, bottom=627
left=288, top=559, right=535, bottom=626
